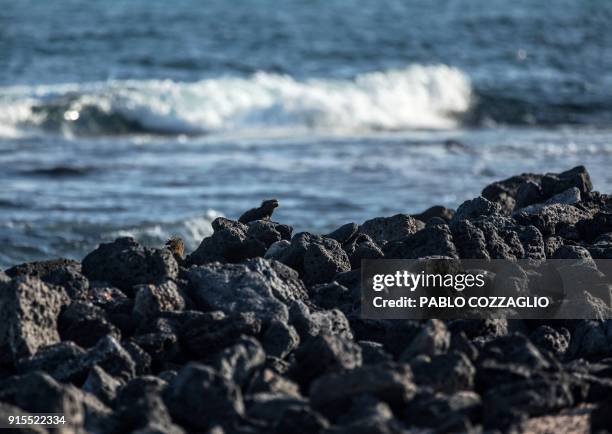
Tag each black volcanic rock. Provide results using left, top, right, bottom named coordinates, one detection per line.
left=479, top=333, right=552, bottom=372
left=359, top=214, right=423, bottom=245
left=165, top=362, right=245, bottom=430
left=481, top=172, right=541, bottom=211
left=15, top=341, right=88, bottom=383
left=0, top=276, right=69, bottom=361
left=186, top=217, right=268, bottom=265
left=530, top=325, right=570, bottom=358
left=247, top=219, right=292, bottom=247
left=262, top=319, right=300, bottom=359
left=83, top=365, right=121, bottom=405
left=577, top=211, right=612, bottom=243
left=133, top=280, right=186, bottom=325
left=325, top=222, right=359, bottom=244
left=212, top=335, right=266, bottom=387
left=82, top=335, right=136, bottom=383
left=358, top=340, right=393, bottom=365
left=293, top=333, right=362, bottom=386
left=343, top=233, right=384, bottom=269
left=453, top=196, right=501, bottom=222
left=5, top=258, right=89, bottom=300
left=591, top=399, right=612, bottom=431
left=412, top=205, right=456, bottom=223
left=404, top=389, right=481, bottom=429
left=117, top=392, right=181, bottom=433
left=514, top=203, right=589, bottom=237
left=451, top=219, right=490, bottom=259
left=179, top=311, right=262, bottom=359
left=309, top=281, right=356, bottom=316
left=552, top=244, right=594, bottom=261
left=273, top=404, right=330, bottom=434
left=82, top=237, right=178, bottom=292
left=5, top=258, right=80, bottom=279
left=277, top=233, right=351, bottom=285
left=483, top=375, right=574, bottom=429
left=400, top=319, right=451, bottom=361
left=58, top=301, right=121, bottom=348
left=410, top=351, right=476, bottom=394
left=309, top=363, right=416, bottom=417
left=187, top=258, right=306, bottom=323
left=12, top=372, right=86, bottom=428
left=123, top=341, right=152, bottom=376
left=383, top=224, right=458, bottom=259
left=288, top=301, right=353, bottom=340
left=515, top=180, right=544, bottom=208
left=541, top=165, right=593, bottom=198
left=466, top=215, right=546, bottom=260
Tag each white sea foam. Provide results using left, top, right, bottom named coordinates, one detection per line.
left=109, top=211, right=221, bottom=251
left=0, top=65, right=472, bottom=137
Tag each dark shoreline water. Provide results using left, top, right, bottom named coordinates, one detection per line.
left=2, top=126, right=612, bottom=269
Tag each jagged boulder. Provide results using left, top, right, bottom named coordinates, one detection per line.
left=82, top=237, right=178, bottom=292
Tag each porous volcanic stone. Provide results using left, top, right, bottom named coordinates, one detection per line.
left=278, top=233, right=351, bottom=285
left=187, top=258, right=306, bottom=323
left=359, top=214, right=423, bottom=245
left=133, top=280, right=186, bottom=324
left=82, top=237, right=178, bottom=292
left=186, top=217, right=267, bottom=265
left=0, top=276, right=68, bottom=361
left=165, top=362, right=245, bottom=430
left=309, top=363, right=417, bottom=417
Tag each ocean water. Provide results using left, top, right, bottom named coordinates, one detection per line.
left=1, top=0, right=612, bottom=268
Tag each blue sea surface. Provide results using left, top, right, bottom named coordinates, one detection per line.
left=1, top=0, right=612, bottom=267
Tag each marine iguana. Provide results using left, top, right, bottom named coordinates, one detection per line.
left=165, top=236, right=185, bottom=262
left=238, top=199, right=279, bottom=224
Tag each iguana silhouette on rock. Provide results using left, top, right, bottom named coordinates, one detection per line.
left=238, top=199, right=279, bottom=224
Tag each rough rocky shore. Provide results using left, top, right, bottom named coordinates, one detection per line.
left=1, top=166, right=612, bottom=433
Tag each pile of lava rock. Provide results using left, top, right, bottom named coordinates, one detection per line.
left=1, top=165, right=612, bottom=434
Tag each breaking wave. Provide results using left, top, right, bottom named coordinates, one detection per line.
left=108, top=212, right=220, bottom=252
left=0, top=65, right=472, bottom=137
